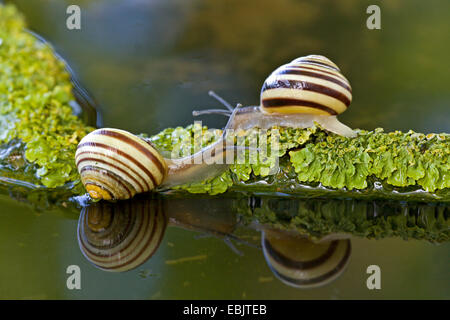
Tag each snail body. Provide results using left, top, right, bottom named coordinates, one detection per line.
left=76, top=128, right=232, bottom=200
left=194, top=55, right=356, bottom=137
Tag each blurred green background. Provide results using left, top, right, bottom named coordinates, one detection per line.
left=0, top=0, right=448, bottom=299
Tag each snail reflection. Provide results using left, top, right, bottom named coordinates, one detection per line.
left=78, top=197, right=240, bottom=272
left=262, top=229, right=351, bottom=289
left=78, top=199, right=167, bottom=272
left=77, top=196, right=352, bottom=289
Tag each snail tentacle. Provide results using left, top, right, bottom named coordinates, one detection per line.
left=192, top=91, right=238, bottom=117
left=208, top=90, right=234, bottom=111
left=192, top=109, right=232, bottom=117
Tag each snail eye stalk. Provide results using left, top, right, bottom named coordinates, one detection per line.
left=192, top=91, right=239, bottom=117
left=208, top=90, right=234, bottom=111
left=192, top=109, right=232, bottom=117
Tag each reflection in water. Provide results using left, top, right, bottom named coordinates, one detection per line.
left=78, top=197, right=240, bottom=272
left=78, top=196, right=353, bottom=288
left=78, top=199, right=167, bottom=272
left=262, top=229, right=351, bottom=289
left=76, top=195, right=448, bottom=287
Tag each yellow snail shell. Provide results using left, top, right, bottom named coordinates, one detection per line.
left=77, top=198, right=167, bottom=272
left=262, top=229, right=351, bottom=288
left=75, top=128, right=168, bottom=201
left=261, top=55, right=352, bottom=116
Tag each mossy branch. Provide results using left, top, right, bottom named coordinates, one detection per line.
left=150, top=124, right=449, bottom=202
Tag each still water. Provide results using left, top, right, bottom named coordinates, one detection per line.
left=0, top=0, right=449, bottom=299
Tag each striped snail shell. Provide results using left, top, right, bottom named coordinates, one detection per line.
left=260, top=55, right=352, bottom=116
left=192, top=55, right=356, bottom=137
left=78, top=198, right=167, bottom=272
left=262, top=229, right=351, bottom=289
left=75, top=128, right=168, bottom=201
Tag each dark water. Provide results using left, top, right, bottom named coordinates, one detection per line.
left=0, top=0, right=449, bottom=299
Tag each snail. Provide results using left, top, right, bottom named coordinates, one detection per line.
left=75, top=127, right=241, bottom=200
left=78, top=197, right=167, bottom=272
left=261, top=229, right=351, bottom=288
left=193, top=55, right=356, bottom=137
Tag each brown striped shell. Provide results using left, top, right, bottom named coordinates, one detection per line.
left=260, top=55, right=352, bottom=116
left=78, top=198, right=167, bottom=272
left=262, top=230, right=351, bottom=288
left=75, top=128, right=168, bottom=200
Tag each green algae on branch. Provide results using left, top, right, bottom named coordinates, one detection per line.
left=289, top=129, right=449, bottom=192
left=149, top=124, right=450, bottom=201
left=0, top=5, right=93, bottom=191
